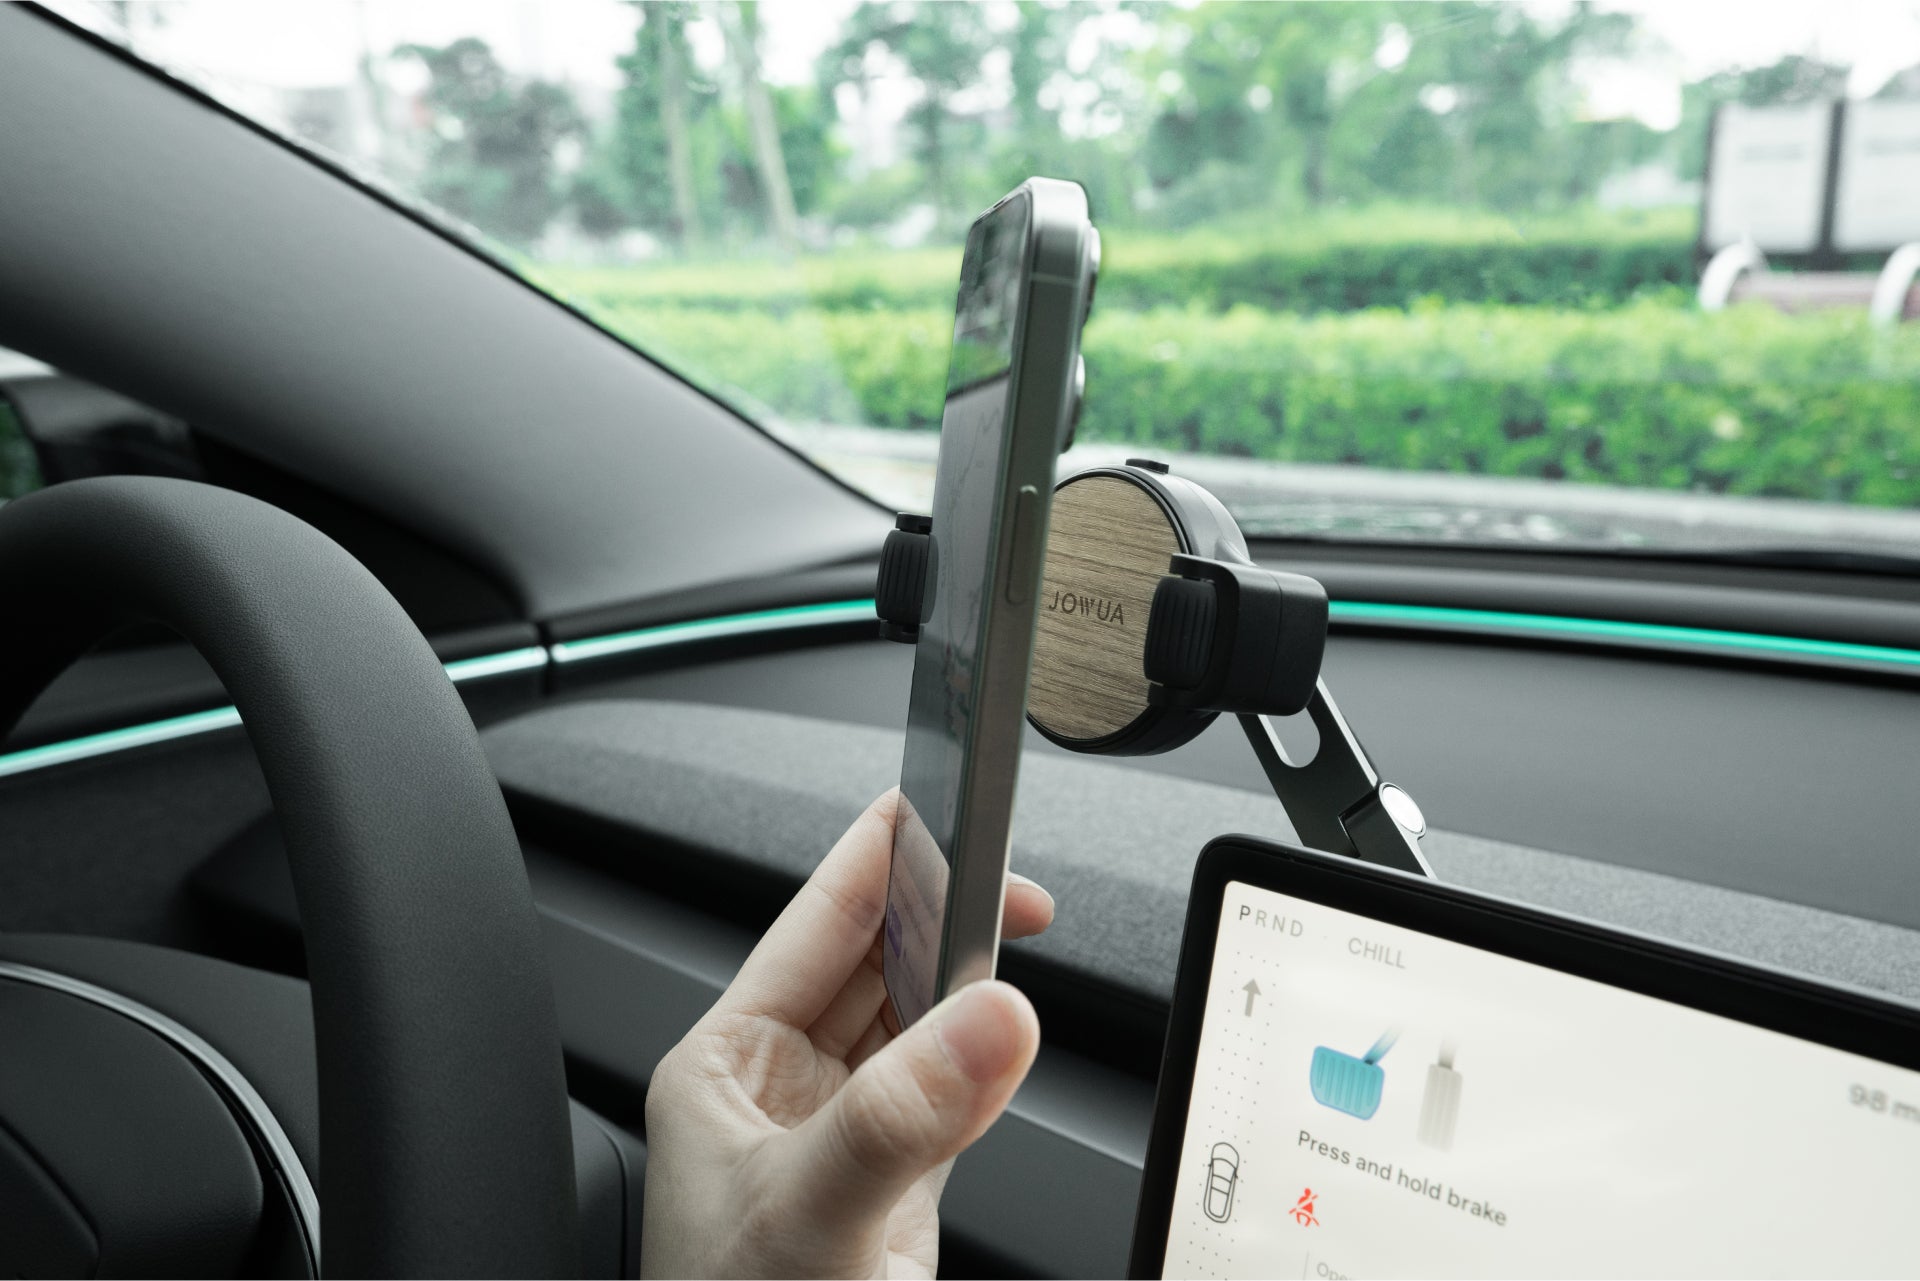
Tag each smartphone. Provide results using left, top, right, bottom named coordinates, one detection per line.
left=882, top=178, right=1099, bottom=1028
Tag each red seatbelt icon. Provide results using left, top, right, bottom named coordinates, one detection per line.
left=1292, top=1188, right=1319, bottom=1227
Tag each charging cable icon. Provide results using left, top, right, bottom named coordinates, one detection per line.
left=1309, top=1029, right=1399, bottom=1119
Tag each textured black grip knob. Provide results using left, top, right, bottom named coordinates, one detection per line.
left=876, top=513, right=933, bottom=643
left=1145, top=575, right=1216, bottom=688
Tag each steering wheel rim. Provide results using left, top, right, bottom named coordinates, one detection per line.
left=0, top=476, right=577, bottom=1277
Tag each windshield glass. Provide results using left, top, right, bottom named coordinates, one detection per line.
left=52, top=0, right=1920, bottom=563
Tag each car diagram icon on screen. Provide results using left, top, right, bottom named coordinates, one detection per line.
left=1202, top=1141, right=1240, bottom=1222
left=1309, top=1029, right=1399, bottom=1119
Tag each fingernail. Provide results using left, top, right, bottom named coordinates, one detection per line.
left=1008, top=871, right=1055, bottom=911
left=935, top=981, right=1029, bottom=1084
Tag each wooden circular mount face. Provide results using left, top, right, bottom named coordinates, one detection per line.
left=1029, top=473, right=1183, bottom=743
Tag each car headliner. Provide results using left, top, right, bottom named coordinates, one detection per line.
left=0, top=5, right=890, bottom=622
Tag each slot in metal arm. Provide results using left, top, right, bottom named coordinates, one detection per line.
left=1238, top=680, right=1433, bottom=878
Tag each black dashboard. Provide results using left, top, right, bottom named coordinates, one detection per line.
left=11, top=554, right=1920, bottom=1281
left=585, top=627, right=1920, bottom=932
left=87, top=619, right=1920, bottom=1277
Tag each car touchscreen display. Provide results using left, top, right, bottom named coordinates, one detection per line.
left=883, top=193, right=1031, bottom=1028
left=1160, top=878, right=1919, bottom=1278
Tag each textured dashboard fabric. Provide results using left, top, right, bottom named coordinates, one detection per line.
left=484, top=699, right=1920, bottom=1009
left=0, top=735, right=271, bottom=947
left=599, top=637, right=1920, bottom=935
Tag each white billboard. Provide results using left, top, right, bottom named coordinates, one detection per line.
left=1702, top=103, right=1832, bottom=253
left=1833, top=98, right=1920, bottom=252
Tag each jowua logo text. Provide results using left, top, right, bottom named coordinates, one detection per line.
left=1044, top=586, right=1129, bottom=627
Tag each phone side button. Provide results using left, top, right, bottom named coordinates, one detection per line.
left=1005, top=485, right=1041, bottom=606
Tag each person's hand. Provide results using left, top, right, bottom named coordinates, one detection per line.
left=640, top=789, right=1054, bottom=1279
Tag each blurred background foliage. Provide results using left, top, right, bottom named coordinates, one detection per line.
left=10, top=0, right=1917, bottom=514
left=382, top=0, right=1912, bottom=253
left=397, top=1, right=1727, bottom=249
left=452, top=1, right=1914, bottom=508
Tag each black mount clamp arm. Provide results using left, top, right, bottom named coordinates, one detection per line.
left=1146, top=553, right=1432, bottom=878
left=875, top=513, right=933, bottom=644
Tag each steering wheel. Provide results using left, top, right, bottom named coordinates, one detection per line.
left=0, top=477, right=578, bottom=1276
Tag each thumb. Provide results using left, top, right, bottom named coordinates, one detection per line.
left=786, top=980, right=1039, bottom=1228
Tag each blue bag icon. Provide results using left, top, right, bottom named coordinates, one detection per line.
left=1309, top=1029, right=1399, bottom=1119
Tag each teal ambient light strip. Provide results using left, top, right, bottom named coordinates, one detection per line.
left=547, top=599, right=875, bottom=665
left=0, top=705, right=246, bottom=779
left=0, top=606, right=873, bottom=778
left=547, top=597, right=1920, bottom=672
left=8, top=597, right=1918, bottom=781
left=1328, top=601, right=1920, bottom=670
left=0, top=644, right=551, bottom=780
left=441, top=645, right=549, bottom=683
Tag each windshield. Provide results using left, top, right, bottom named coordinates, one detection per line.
left=50, top=0, right=1920, bottom=564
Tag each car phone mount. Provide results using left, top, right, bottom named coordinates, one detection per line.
left=875, top=459, right=1433, bottom=878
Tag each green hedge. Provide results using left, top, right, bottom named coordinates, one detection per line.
left=596, top=299, right=1920, bottom=508
left=537, top=206, right=1695, bottom=316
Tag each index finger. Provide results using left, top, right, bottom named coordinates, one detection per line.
left=1002, top=873, right=1055, bottom=940
left=719, top=789, right=901, bottom=1028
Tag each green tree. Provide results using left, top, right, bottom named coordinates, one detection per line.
left=1383, top=2, right=1635, bottom=209
left=397, top=37, right=584, bottom=247
left=1007, top=2, right=1068, bottom=156
left=724, top=1, right=801, bottom=249
left=820, top=3, right=995, bottom=223
left=1146, top=2, right=1642, bottom=214
left=570, top=131, right=643, bottom=238
left=639, top=2, right=707, bottom=246
left=767, top=84, right=840, bottom=218
left=585, top=3, right=835, bottom=248
left=1322, top=47, right=1456, bottom=204
left=1146, top=3, right=1391, bottom=210
left=1554, top=117, right=1667, bottom=204
left=578, top=4, right=723, bottom=248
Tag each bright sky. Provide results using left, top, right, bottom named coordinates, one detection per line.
left=1591, top=0, right=1920, bottom=127
left=71, top=0, right=856, bottom=92
left=52, top=0, right=1920, bottom=133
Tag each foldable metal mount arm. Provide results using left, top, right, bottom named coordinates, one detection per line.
left=1238, top=680, right=1432, bottom=877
